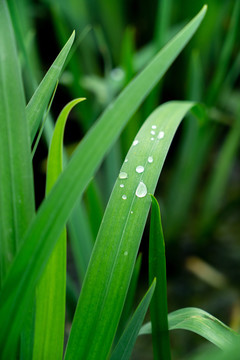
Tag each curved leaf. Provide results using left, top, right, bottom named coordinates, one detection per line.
left=65, top=101, right=195, bottom=359
left=139, top=307, right=240, bottom=350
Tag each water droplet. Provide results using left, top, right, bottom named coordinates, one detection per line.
left=133, top=140, right=139, bottom=146
left=124, top=159, right=128, bottom=163
left=151, top=130, right=155, bottom=135
left=124, top=251, right=128, bottom=256
left=157, top=131, right=165, bottom=139
left=136, top=181, right=148, bottom=198
left=136, top=165, right=144, bottom=174
left=122, top=195, right=127, bottom=200
left=131, top=211, right=133, bottom=214
left=120, top=184, right=124, bottom=188
left=148, top=156, right=153, bottom=163
left=152, top=125, right=157, bottom=129
left=151, top=137, right=154, bottom=141
left=119, top=172, right=128, bottom=179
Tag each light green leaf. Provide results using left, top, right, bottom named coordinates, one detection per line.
left=110, top=280, right=156, bottom=360
left=0, top=0, right=35, bottom=286
left=139, top=307, right=240, bottom=351
left=0, top=6, right=206, bottom=356
left=149, top=195, right=171, bottom=360
left=33, top=99, right=85, bottom=360
left=26, top=31, right=75, bottom=143
left=65, top=101, right=195, bottom=359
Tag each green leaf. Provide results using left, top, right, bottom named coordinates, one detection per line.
left=0, top=5, right=206, bottom=355
left=26, top=31, right=75, bottom=143
left=139, top=307, right=240, bottom=351
left=149, top=195, right=171, bottom=360
left=65, top=101, right=195, bottom=359
left=115, top=253, right=142, bottom=342
left=33, top=98, right=85, bottom=360
left=0, top=0, right=35, bottom=285
left=199, top=115, right=240, bottom=233
left=188, top=343, right=240, bottom=360
left=67, top=201, right=94, bottom=282
left=110, top=280, right=156, bottom=360
left=206, top=0, right=240, bottom=105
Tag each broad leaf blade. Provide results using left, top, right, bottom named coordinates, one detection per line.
left=140, top=307, right=240, bottom=350
left=149, top=195, right=171, bottom=360
left=26, top=31, right=75, bottom=143
left=0, top=0, right=35, bottom=285
left=65, top=101, right=195, bottom=359
left=0, top=5, right=206, bottom=355
left=110, top=280, right=156, bottom=360
left=33, top=99, right=85, bottom=360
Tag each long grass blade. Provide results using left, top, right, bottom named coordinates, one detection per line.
left=149, top=195, right=171, bottom=359
left=33, top=98, right=85, bottom=360
left=110, top=280, right=156, bottom=360
left=26, top=31, right=75, bottom=143
left=199, top=113, right=240, bottom=234
left=0, top=0, right=35, bottom=285
left=0, top=6, right=206, bottom=355
left=139, top=307, right=240, bottom=350
left=65, top=101, right=196, bottom=359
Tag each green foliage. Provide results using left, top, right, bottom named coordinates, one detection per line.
left=0, top=1, right=239, bottom=359
left=140, top=307, right=240, bottom=350
left=149, top=195, right=171, bottom=359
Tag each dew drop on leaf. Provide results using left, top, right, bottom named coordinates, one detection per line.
left=120, top=184, right=124, bottom=188
left=148, top=156, right=153, bottom=163
left=151, top=137, right=154, bottom=141
left=124, top=251, right=128, bottom=256
left=152, top=125, right=157, bottom=129
left=136, top=165, right=144, bottom=173
left=157, top=131, right=165, bottom=139
left=119, top=172, right=128, bottom=179
left=136, top=182, right=147, bottom=198
left=133, top=140, right=139, bottom=146
left=122, top=195, right=127, bottom=200
left=151, top=130, right=155, bottom=135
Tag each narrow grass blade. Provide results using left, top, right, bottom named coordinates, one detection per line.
left=33, top=98, right=85, bottom=360
left=149, top=195, right=171, bottom=360
left=68, top=201, right=94, bottom=282
left=84, top=180, right=104, bottom=239
left=164, top=50, right=204, bottom=238
left=0, top=6, right=206, bottom=355
left=110, top=279, right=156, bottom=360
left=0, top=0, right=35, bottom=285
left=140, top=307, right=240, bottom=351
left=26, top=31, right=75, bottom=143
left=65, top=101, right=196, bottom=360
left=206, top=0, right=240, bottom=105
left=199, top=115, right=240, bottom=233
left=116, top=253, right=142, bottom=342
left=31, top=81, right=59, bottom=159
left=154, top=0, right=172, bottom=48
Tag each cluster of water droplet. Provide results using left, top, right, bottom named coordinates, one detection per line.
left=118, top=123, right=165, bottom=201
